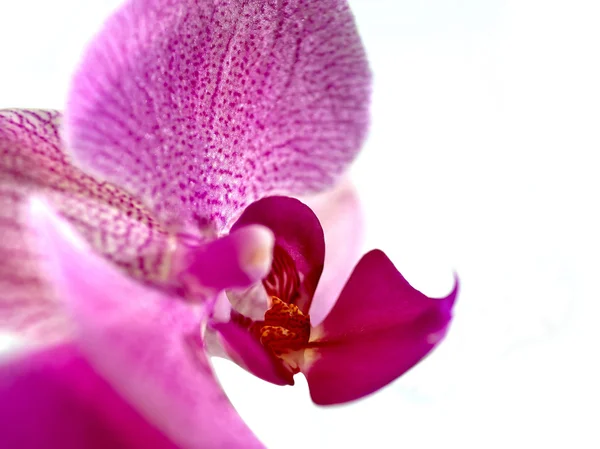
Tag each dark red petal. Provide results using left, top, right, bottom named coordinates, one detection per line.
left=303, top=250, right=458, bottom=405
left=0, top=344, right=176, bottom=449
left=209, top=319, right=293, bottom=386
left=231, top=196, right=325, bottom=314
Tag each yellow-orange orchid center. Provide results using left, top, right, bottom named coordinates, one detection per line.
left=227, top=242, right=312, bottom=376
left=249, top=296, right=311, bottom=373
left=260, top=297, right=311, bottom=354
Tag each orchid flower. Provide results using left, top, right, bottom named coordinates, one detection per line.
left=0, top=0, right=458, bottom=447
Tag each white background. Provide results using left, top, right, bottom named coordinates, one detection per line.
left=1, top=0, right=599, bottom=447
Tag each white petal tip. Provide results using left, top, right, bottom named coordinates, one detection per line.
left=235, top=224, right=275, bottom=281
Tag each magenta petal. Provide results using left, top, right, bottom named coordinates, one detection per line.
left=304, top=250, right=458, bottom=405
left=232, top=196, right=325, bottom=313
left=30, top=202, right=264, bottom=448
left=209, top=320, right=292, bottom=386
left=177, top=224, right=274, bottom=294
left=0, top=345, right=176, bottom=449
left=64, top=0, right=371, bottom=231
left=0, top=109, right=169, bottom=342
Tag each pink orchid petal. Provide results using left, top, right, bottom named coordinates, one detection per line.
left=300, top=178, right=364, bottom=325
left=0, top=344, right=176, bottom=449
left=177, top=224, right=274, bottom=296
left=303, top=250, right=458, bottom=405
left=231, top=196, right=325, bottom=314
left=0, top=109, right=170, bottom=343
left=65, top=0, right=371, bottom=231
left=209, top=320, right=292, bottom=386
left=30, top=201, right=264, bottom=448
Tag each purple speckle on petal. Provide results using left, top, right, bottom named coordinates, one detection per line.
left=64, top=0, right=371, bottom=232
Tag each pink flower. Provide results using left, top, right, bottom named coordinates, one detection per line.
left=0, top=0, right=458, bottom=447
left=205, top=196, right=458, bottom=405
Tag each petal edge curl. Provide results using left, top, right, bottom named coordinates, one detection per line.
left=304, top=250, right=458, bottom=405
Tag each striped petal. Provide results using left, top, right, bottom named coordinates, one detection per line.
left=64, top=0, right=371, bottom=232
left=0, top=109, right=171, bottom=343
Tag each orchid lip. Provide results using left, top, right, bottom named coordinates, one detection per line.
left=211, top=219, right=458, bottom=405
left=227, top=242, right=314, bottom=378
